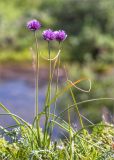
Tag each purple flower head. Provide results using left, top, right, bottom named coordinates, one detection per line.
left=54, top=30, right=67, bottom=42
left=42, top=29, right=55, bottom=41
left=27, top=19, right=41, bottom=31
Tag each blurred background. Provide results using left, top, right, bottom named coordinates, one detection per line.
left=0, top=0, right=114, bottom=136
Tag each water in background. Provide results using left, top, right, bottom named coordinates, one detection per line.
left=0, top=78, right=44, bottom=122
left=0, top=77, right=60, bottom=139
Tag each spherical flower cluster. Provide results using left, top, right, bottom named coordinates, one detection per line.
left=27, top=20, right=67, bottom=42
left=42, top=29, right=67, bottom=42
left=42, top=29, right=55, bottom=41
left=27, top=19, right=41, bottom=31
left=54, top=30, right=67, bottom=42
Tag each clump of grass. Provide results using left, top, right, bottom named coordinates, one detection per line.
left=0, top=19, right=114, bottom=160
left=0, top=123, right=114, bottom=159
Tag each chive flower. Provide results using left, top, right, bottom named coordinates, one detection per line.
left=42, top=29, right=55, bottom=41
left=27, top=19, right=41, bottom=31
left=54, top=30, right=67, bottom=42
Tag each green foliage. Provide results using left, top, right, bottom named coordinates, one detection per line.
left=1, top=0, right=114, bottom=62
left=40, top=0, right=114, bottom=62
left=0, top=123, right=114, bottom=159
left=60, top=63, right=114, bottom=123
left=0, top=1, right=114, bottom=159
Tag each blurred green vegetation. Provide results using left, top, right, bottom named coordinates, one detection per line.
left=0, top=0, right=114, bottom=122
left=0, top=0, right=114, bottom=62
left=63, top=63, right=114, bottom=123
left=40, top=0, right=114, bottom=62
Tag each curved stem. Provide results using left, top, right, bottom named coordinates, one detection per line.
left=64, top=65, right=84, bottom=128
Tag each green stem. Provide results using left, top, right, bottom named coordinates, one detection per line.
left=70, top=88, right=84, bottom=128
left=50, top=43, right=61, bottom=138
left=48, top=41, right=51, bottom=109
left=68, top=106, right=74, bottom=160
left=43, top=41, right=52, bottom=148
left=54, top=43, right=61, bottom=114
left=53, top=55, right=60, bottom=122
left=64, top=65, right=84, bottom=128
left=34, top=31, right=41, bottom=145
left=48, top=41, right=52, bottom=147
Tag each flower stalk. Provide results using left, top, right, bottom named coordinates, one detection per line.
left=27, top=21, right=67, bottom=148
left=34, top=31, right=41, bottom=145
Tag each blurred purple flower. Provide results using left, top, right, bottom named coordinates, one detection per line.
left=54, top=30, right=67, bottom=42
left=42, top=29, right=55, bottom=41
left=27, top=19, right=41, bottom=31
